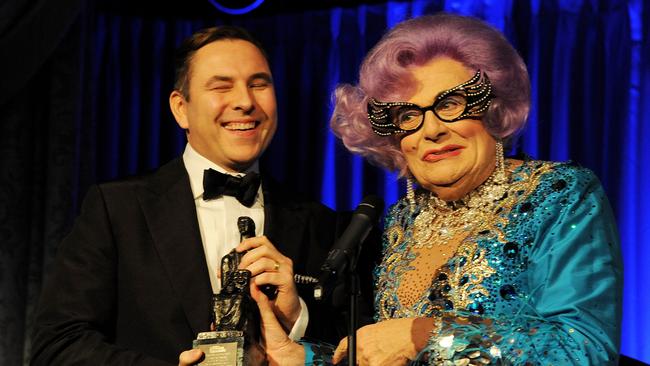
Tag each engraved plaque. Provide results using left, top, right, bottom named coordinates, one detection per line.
left=193, top=330, right=244, bottom=366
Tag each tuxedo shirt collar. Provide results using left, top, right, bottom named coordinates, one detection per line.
left=182, top=143, right=262, bottom=203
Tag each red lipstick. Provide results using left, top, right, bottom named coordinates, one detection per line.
left=422, top=145, right=465, bottom=162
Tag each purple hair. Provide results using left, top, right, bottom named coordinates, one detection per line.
left=330, top=13, right=531, bottom=175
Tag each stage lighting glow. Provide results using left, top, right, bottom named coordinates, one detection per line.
left=207, top=0, right=265, bottom=15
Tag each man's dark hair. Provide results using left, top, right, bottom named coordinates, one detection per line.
left=173, top=26, right=269, bottom=99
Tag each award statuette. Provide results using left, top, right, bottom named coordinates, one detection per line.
left=193, top=217, right=260, bottom=366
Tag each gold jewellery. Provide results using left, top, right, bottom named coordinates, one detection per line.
left=410, top=141, right=509, bottom=249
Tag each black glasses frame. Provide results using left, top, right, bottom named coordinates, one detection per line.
left=367, top=70, right=494, bottom=136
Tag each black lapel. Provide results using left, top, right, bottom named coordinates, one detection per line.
left=261, top=176, right=309, bottom=271
left=138, top=158, right=212, bottom=336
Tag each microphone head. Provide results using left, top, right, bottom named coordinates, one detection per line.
left=237, top=216, right=256, bottom=237
left=355, top=195, right=384, bottom=223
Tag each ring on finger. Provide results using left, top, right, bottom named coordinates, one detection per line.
left=273, top=261, right=280, bottom=271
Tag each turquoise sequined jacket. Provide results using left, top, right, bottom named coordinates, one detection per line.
left=303, top=160, right=622, bottom=365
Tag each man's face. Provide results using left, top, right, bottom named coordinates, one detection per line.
left=399, top=57, right=497, bottom=201
left=170, top=39, right=277, bottom=172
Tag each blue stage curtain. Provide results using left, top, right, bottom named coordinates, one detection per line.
left=1, top=0, right=648, bottom=364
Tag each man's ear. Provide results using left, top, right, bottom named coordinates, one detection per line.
left=169, top=90, right=189, bottom=130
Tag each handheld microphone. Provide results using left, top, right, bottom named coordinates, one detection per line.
left=315, top=195, right=384, bottom=300
left=237, top=216, right=278, bottom=300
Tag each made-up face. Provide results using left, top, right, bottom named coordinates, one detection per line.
left=398, top=57, right=497, bottom=201
left=170, top=39, right=277, bottom=173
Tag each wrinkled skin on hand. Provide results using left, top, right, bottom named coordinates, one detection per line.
left=333, top=317, right=435, bottom=366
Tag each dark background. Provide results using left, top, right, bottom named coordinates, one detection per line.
left=1, top=0, right=648, bottom=364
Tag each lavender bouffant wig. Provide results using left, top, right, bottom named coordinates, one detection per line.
left=330, top=13, right=531, bottom=175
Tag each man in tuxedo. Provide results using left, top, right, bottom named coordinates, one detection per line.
left=32, top=26, right=376, bottom=365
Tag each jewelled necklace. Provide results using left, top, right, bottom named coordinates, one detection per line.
left=412, top=167, right=509, bottom=249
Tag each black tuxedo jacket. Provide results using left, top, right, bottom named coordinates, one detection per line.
left=32, top=158, right=379, bottom=365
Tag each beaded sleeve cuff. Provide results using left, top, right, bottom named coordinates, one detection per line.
left=298, top=340, right=335, bottom=365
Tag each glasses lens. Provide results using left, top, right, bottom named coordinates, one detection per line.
left=390, top=106, right=423, bottom=130
left=434, top=94, right=467, bottom=121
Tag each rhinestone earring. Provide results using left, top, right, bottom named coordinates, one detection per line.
left=406, top=175, right=416, bottom=210
left=494, top=140, right=507, bottom=184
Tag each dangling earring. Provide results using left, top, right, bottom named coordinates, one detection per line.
left=406, top=175, right=416, bottom=211
left=494, top=140, right=506, bottom=184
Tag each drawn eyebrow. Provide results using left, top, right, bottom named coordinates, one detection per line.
left=434, top=70, right=483, bottom=101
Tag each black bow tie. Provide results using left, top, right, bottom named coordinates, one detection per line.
left=202, top=169, right=261, bottom=207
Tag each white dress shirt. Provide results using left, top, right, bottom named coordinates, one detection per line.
left=182, top=144, right=307, bottom=340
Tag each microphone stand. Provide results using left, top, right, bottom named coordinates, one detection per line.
left=314, top=244, right=362, bottom=365
left=346, top=253, right=359, bottom=366
left=315, top=195, right=383, bottom=365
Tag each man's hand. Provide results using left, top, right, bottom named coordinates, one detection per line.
left=236, top=236, right=300, bottom=332
left=178, top=349, right=203, bottom=366
left=251, top=283, right=305, bottom=366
